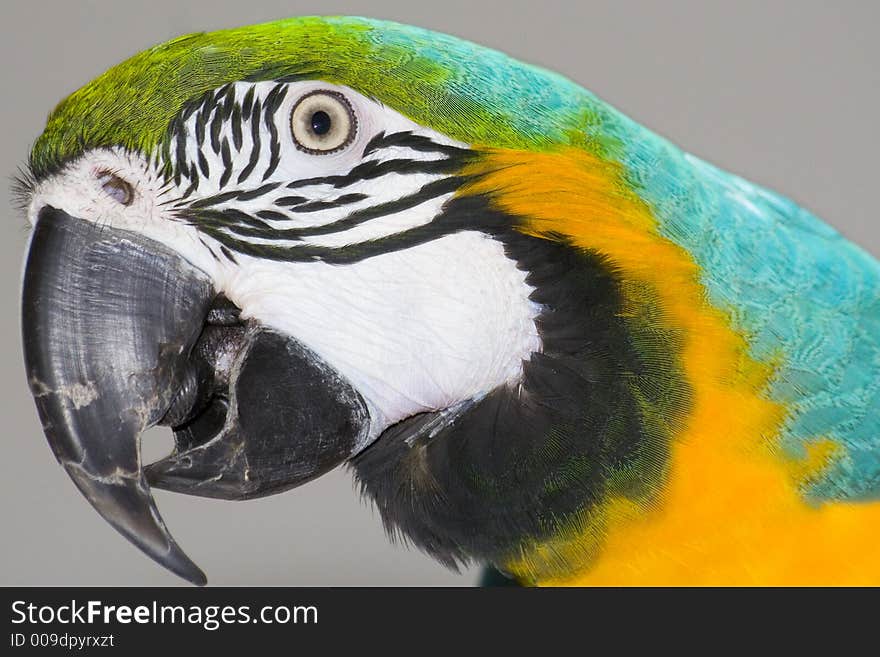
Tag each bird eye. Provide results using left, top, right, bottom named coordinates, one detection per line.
left=97, top=171, right=134, bottom=206
left=290, top=90, right=357, bottom=154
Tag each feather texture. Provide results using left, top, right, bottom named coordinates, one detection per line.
left=27, top=15, right=880, bottom=584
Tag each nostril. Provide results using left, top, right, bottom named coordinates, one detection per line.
left=96, top=170, right=134, bottom=206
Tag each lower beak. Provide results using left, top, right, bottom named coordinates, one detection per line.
left=22, top=207, right=214, bottom=585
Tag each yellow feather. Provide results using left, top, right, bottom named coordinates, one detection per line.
left=462, top=148, right=880, bottom=585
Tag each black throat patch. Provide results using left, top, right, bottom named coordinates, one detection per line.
left=351, top=199, right=691, bottom=580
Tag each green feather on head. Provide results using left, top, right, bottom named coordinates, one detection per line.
left=31, top=15, right=626, bottom=177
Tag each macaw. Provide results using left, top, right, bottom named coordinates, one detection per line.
left=17, top=16, right=880, bottom=586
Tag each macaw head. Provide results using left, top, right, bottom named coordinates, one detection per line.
left=19, top=16, right=690, bottom=584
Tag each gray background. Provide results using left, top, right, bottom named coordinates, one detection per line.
left=0, top=0, right=877, bottom=585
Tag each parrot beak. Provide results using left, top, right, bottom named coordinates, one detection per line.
left=22, top=207, right=370, bottom=584
left=22, top=207, right=214, bottom=586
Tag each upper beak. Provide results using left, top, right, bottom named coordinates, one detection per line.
left=22, top=207, right=214, bottom=585
left=21, top=206, right=371, bottom=585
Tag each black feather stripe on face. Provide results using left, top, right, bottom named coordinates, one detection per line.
left=158, top=82, right=478, bottom=264
left=351, top=196, right=692, bottom=580
left=175, top=153, right=476, bottom=264
left=188, top=176, right=467, bottom=243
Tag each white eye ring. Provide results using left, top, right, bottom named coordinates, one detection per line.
left=289, top=90, right=357, bottom=154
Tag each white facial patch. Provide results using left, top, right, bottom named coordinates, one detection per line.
left=224, top=231, right=543, bottom=446
left=25, top=149, right=226, bottom=282
left=24, top=81, right=544, bottom=450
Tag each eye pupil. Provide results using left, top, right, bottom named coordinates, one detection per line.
left=290, top=90, right=356, bottom=154
left=310, top=110, right=332, bottom=136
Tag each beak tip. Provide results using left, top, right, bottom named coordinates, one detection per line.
left=166, top=550, right=207, bottom=586
left=64, top=463, right=208, bottom=586
left=120, top=519, right=208, bottom=586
